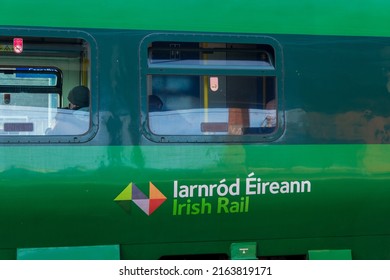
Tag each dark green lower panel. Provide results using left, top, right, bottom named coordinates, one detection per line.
left=0, top=249, right=16, bottom=260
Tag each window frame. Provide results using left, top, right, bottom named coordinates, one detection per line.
left=140, top=33, right=284, bottom=143
left=0, top=28, right=98, bottom=144
left=0, top=66, right=62, bottom=94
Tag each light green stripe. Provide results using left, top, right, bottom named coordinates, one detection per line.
left=1, top=0, right=390, bottom=37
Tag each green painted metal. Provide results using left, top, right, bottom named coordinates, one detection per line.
left=230, top=242, right=257, bottom=260
left=17, top=245, right=120, bottom=260
left=1, top=0, right=390, bottom=260
left=308, top=250, right=352, bottom=260
left=1, top=143, right=390, bottom=258
left=0, top=0, right=390, bottom=37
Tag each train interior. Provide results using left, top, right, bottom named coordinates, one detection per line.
left=146, top=42, right=277, bottom=136
left=0, top=36, right=90, bottom=136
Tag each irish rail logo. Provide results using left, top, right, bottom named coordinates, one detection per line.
left=114, top=182, right=167, bottom=216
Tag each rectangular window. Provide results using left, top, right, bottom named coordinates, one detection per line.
left=0, top=35, right=92, bottom=140
left=0, top=67, right=61, bottom=135
left=142, top=37, right=282, bottom=142
left=149, top=44, right=274, bottom=70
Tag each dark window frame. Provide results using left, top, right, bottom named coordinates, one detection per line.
left=0, top=29, right=98, bottom=144
left=140, top=33, right=284, bottom=143
left=0, top=66, right=62, bottom=94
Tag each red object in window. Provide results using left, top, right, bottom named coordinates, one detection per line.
left=13, top=38, right=23, bottom=54
left=210, top=77, right=219, bottom=92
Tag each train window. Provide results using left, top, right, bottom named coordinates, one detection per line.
left=141, top=36, right=283, bottom=143
left=0, top=35, right=93, bottom=141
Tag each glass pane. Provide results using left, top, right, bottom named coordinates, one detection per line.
left=0, top=92, right=58, bottom=135
left=45, top=106, right=90, bottom=135
left=148, top=75, right=276, bottom=136
left=45, top=86, right=90, bottom=135
left=0, top=68, right=58, bottom=86
left=0, top=88, right=90, bottom=136
left=0, top=36, right=91, bottom=137
left=149, top=42, right=274, bottom=70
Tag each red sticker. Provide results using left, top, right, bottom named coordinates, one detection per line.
left=13, top=38, right=23, bottom=54
left=210, top=77, right=219, bottom=92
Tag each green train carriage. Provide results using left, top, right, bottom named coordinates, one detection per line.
left=0, top=0, right=390, bottom=259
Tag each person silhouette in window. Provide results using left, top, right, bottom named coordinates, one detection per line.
left=46, top=86, right=90, bottom=135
